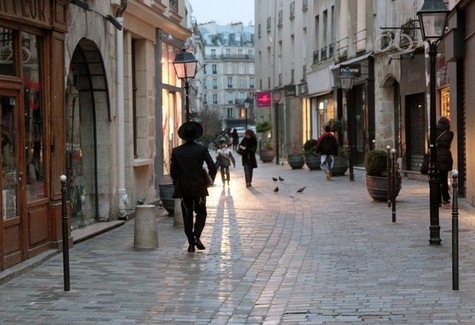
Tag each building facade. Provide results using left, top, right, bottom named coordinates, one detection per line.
left=0, top=0, right=191, bottom=272
left=194, top=22, right=255, bottom=132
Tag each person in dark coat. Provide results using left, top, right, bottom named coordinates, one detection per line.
left=436, top=116, right=454, bottom=207
left=231, top=128, right=239, bottom=151
left=316, top=125, right=338, bottom=180
left=238, top=129, right=258, bottom=188
left=171, top=121, right=217, bottom=252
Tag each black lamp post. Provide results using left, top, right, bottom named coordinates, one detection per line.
left=173, top=49, right=198, bottom=122
left=244, top=100, right=250, bottom=131
left=417, top=0, right=449, bottom=245
left=340, top=67, right=356, bottom=182
left=273, top=87, right=282, bottom=165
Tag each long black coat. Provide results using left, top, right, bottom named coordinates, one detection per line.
left=239, top=136, right=258, bottom=168
left=436, top=125, right=454, bottom=172
left=170, top=141, right=217, bottom=198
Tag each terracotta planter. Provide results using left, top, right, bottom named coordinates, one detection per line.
left=332, top=156, right=348, bottom=176
left=259, top=149, right=276, bottom=163
left=287, top=154, right=305, bottom=169
left=365, top=174, right=402, bottom=202
left=304, top=153, right=321, bottom=170
left=158, top=184, right=175, bottom=215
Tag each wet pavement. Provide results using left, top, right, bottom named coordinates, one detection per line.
left=1, top=159, right=475, bottom=324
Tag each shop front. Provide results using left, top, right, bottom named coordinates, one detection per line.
left=0, top=0, right=68, bottom=271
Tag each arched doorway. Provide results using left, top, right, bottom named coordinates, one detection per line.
left=66, top=39, right=112, bottom=230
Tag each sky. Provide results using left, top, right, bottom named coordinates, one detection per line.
left=189, top=0, right=254, bottom=26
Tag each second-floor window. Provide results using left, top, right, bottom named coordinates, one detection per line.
left=227, top=77, right=233, bottom=88
left=213, top=94, right=218, bottom=104
left=212, top=64, right=217, bottom=74
left=213, top=79, right=218, bottom=89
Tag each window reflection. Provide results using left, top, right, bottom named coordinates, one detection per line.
left=22, top=32, right=45, bottom=201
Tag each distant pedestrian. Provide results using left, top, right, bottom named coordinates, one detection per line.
left=436, top=116, right=454, bottom=208
left=171, top=121, right=217, bottom=252
left=231, top=128, right=239, bottom=151
left=238, top=129, right=258, bottom=188
left=316, top=125, right=338, bottom=180
left=216, top=140, right=235, bottom=186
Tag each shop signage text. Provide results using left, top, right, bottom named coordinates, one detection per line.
left=0, top=0, right=49, bottom=25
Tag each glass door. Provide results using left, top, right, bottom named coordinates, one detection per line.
left=1, top=91, right=24, bottom=269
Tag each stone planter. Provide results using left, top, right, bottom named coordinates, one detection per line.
left=304, top=153, right=321, bottom=170
left=365, top=174, right=402, bottom=202
left=158, top=183, right=175, bottom=215
left=287, top=154, right=305, bottom=169
left=259, top=149, right=276, bottom=163
left=332, top=156, right=348, bottom=176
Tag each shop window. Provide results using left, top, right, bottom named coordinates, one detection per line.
left=23, top=32, right=46, bottom=202
left=0, top=27, right=16, bottom=76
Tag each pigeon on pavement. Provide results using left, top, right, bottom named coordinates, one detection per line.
left=274, top=186, right=279, bottom=193
left=296, top=186, right=306, bottom=193
left=272, top=177, right=278, bottom=182
left=279, top=176, right=284, bottom=181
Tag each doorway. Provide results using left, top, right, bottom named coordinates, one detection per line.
left=66, top=39, right=112, bottom=229
left=405, top=93, right=426, bottom=170
left=1, top=90, right=24, bottom=269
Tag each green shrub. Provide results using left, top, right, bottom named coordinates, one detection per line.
left=303, top=139, right=317, bottom=155
left=364, top=150, right=388, bottom=177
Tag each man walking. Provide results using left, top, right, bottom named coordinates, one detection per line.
left=171, top=121, right=217, bottom=252
left=316, top=124, right=338, bottom=180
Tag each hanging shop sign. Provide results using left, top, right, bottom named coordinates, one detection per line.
left=256, top=91, right=271, bottom=108
left=0, top=0, right=66, bottom=30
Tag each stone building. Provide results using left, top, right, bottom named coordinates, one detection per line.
left=0, top=0, right=191, bottom=272
left=194, top=22, right=256, bottom=132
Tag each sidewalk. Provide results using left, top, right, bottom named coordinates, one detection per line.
left=1, top=159, right=475, bottom=324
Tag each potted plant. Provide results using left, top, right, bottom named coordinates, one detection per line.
left=332, top=146, right=349, bottom=176
left=364, top=149, right=402, bottom=201
left=303, top=139, right=320, bottom=170
left=287, top=137, right=304, bottom=169
left=256, top=121, right=275, bottom=163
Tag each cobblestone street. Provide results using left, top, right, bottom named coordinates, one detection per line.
left=1, top=161, right=475, bottom=324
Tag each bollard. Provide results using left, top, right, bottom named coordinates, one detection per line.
left=390, top=148, right=397, bottom=223
left=60, top=175, right=70, bottom=291
left=173, top=198, right=184, bottom=228
left=386, top=145, right=391, bottom=208
left=452, top=169, right=459, bottom=291
left=134, top=205, right=158, bottom=250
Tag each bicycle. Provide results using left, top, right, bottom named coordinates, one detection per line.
left=374, top=31, right=414, bottom=54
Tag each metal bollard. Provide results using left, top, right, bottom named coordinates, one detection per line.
left=60, top=175, right=70, bottom=291
left=390, top=149, right=397, bottom=223
left=452, top=170, right=459, bottom=291
left=386, top=145, right=391, bottom=208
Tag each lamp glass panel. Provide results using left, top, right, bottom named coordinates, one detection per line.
left=420, top=13, right=447, bottom=39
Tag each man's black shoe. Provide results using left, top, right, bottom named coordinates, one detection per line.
left=187, top=245, right=195, bottom=252
left=195, top=238, right=206, bottom=250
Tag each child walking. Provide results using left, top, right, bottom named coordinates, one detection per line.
left=216, top=140, right=235, bottom=186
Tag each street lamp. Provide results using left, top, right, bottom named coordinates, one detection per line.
left=417, top=0, right=449, bottom=245
left=340, top=67, right=356, bottom=181
left=173, top=49, right=198, bottom=122
left=273, top=87, right=282, bottom=165
left=244, top=100, right=250, bottom=131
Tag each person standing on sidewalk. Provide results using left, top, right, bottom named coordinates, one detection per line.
left=231, top=128, right=239, bottom=151
left=171, top=121, right=217, bottom=252
left=238, top=129, right=258, bottom=188
left=436, top=116, right=454, bottom=208
left=316, top=124, right=338, bottom=180
left=216, top=139, right=236, bottom=186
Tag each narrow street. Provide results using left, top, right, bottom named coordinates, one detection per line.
left=1, top=160, right=475, bottom=324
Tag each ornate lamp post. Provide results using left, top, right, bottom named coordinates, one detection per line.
left=244, top=100, right=250, bottom=130
left=340, top=67, right=356, bottom=181
left=417, top=0, right=449, bottom=245
left=273, top=87, right=282, bottom=165
left=173, top=49, right=198, bottom=122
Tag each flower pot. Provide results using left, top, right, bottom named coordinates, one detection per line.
left=158, top=183, right=175, bottom=215
left=365, top=174, right=402, bottom=202
left=259, top=149, right=276, bottom=163
left=332, top=156, right=348, bottom=176
left=304, top=153, right=321, bottom=170
left=287, top=154, right=305, bottom=169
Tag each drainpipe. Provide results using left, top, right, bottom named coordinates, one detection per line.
left=116, top=0, right=128, bottom=219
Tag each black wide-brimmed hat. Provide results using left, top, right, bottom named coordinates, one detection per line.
left=177, top=121, right=203, bottom=141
